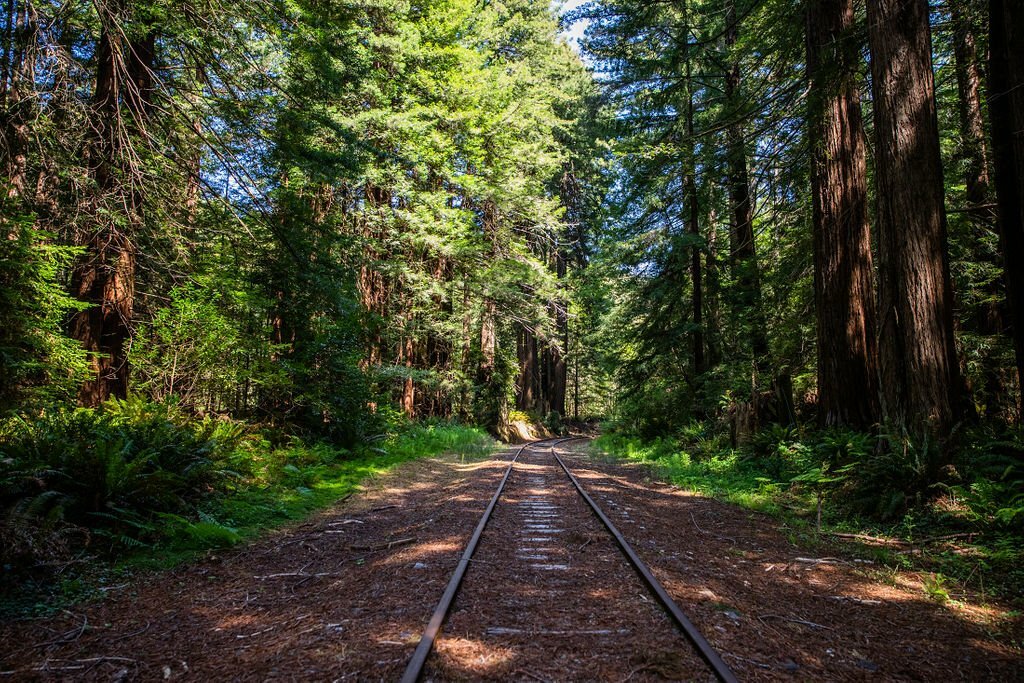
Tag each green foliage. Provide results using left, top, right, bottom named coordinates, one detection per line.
left=596, top=423, right=1024, bottom=601
left=0, top=217, right=90, bottom=412
left=0, top=399, right=492, bottom=585
left=0, top=397, right=242, bottom=564
left=134, top=282, right=288, bottom=413
left=922, top=572, right=951, bottom=603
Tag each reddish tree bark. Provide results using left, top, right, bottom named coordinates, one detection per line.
left=989, top=0, right=1024, bottom=415
left=550, top=249, right=568, bottom=417
left=806, top=0, right=880, bottom=429
left=868, top=0, right=963, bottom=443
left=70, top=6, right=153, bottom=405
left=950, top=0, right=990, bottom=216
left=516, top=324, right=537, bottom=411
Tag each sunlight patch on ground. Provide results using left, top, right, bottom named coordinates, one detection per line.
left=378, top=539, right=464, bottom=565
left=433, top=636, right=517, bottom=677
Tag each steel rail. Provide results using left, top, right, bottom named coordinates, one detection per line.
left=550, top=444, right=738, bottom=683
left=400, top=437, right=573, bottom=683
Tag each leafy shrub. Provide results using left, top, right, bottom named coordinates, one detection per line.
left=0, top=397, right=244, bottom=567
left=947, top=428, right=1024, bottom=531
left=746, top=424, right=813, bottom=479
left=0, top=218, right=90, bottom=412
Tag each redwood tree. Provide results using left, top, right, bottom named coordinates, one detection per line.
left=867, top=0, right=963, bottom=443
left=69, top=4, right=154, bottom=405
left=989, top=0, right=1024, bottom=413
left=724, top=0, right=769, bottom=377
left=806, top=0, right=879, bottom=429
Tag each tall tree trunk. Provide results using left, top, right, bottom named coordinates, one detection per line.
left=1, top=0, right=30, bottom=200
left=868, top=0, right=963, bottom=444
left=684, top=57, right=704, bottom=379
left=723, top=0, right=772, bottom=433
left=989, top=0, right=1024, bottom=415
left=806, top=0, right=880, bottom=429
left=550, top=249, right=568, bottom=417
left=460, top=278, right=473, bottom=419
left=951, top=0, right=1006, bottom=417
left=477, top=200, right=506, bottom=428
left=705, top=203, right=723, bottom=368
left=70, top=5, right=152, bottom=405
left=401, top=335, right=415, bottom=419
left=951, top=0, right=991, bottom=217
left=724, top=0, right=769, bottom=376
left=517, top=324, right=538, bottom=411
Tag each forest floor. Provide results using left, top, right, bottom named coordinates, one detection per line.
left=1, top=440, right=1021, bottom=681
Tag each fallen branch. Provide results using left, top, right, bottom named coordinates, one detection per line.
left=758, top=614, right=833, bottom=630
left=828, top=532, right=903, bottom=545
left=829, top=531, right=977, bottom=546
left=826, top=596, right=882, bottom=606
left=253, top=571, right=342, bottom=580
left=370, top=504, right=399, bottom=513
left=350, top=537, right=416, bottom=552
left=917, top=532, right=978, bottom=544
left=795, top=557, right=843, bottom=565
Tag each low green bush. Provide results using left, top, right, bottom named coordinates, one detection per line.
left=0, top=397, right=243, bottom=562
left=1, top=399, right=494, bottom=583
left=595, top=422, right=1024, bottom=602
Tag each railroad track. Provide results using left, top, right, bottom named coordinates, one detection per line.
left=401, top=437, right=737, bottom=683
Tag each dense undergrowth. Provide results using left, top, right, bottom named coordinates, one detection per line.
left=0, top=397, right=493, bottom=614
left=594, top=423, right=1024, bottom=605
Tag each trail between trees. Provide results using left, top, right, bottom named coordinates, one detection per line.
left=1, top=441, right=1020, bottom=681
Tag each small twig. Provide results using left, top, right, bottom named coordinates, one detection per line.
left=236, top=626, right=275, bottom=639
left=349, top=537, right=416, bottom=552
left=826, top=596, right=882, bottom=606
left=621, top=664, right=658, bottom=682
left=795, top=556, right=843, bottom=565
left=107, top=621, right=151, bottom=644
left=370, top=504, right=399, bottom=512
left=689, top=511, right=737, bottom=545
left=34, top=656, right=136, bottom=671
left=723, top=653, right=772, bottom=670
left=40, top=612, right=88, bottom=647
left=98, top=583, right=129, bottom=592
left=758, top=614, right=834, bottom=630
left=254, top=571, right=342, bottom=580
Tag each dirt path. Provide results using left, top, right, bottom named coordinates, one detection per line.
left=1, top=441, right=1020, bottom=681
